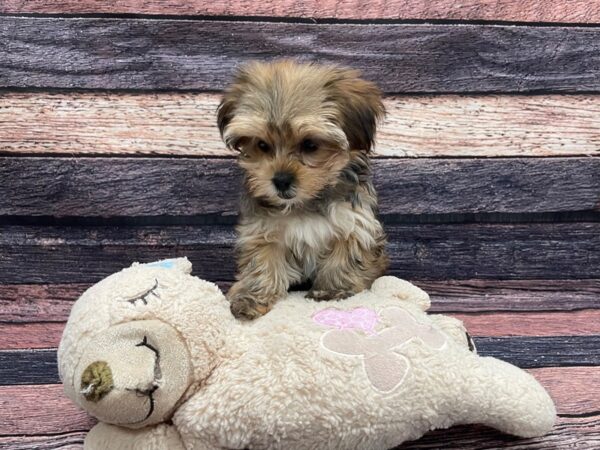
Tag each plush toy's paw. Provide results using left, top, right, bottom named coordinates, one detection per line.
left=306, top=289, right=355, bottom=301
left=227, top=285, right=273, bottom=320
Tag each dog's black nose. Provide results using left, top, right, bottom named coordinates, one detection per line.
left=272, top=172, right=295, bottom=193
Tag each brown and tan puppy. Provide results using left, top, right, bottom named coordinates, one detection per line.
left=218, top=60, right=388, bottom=319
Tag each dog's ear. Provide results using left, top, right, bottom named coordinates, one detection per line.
left=217, top=89, right=239, bottom=140
left=326, top=70, right=385, bottom=152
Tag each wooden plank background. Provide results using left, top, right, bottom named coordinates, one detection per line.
left=2, top=18, right=600, bottom=93
left=2, top=93, right=600, bottom=157
left=1, top=0, right=600, bottom=23
left=1, top=0, right=599, bottom=448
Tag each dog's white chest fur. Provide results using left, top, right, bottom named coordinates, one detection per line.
left=280, top=203, right=378, bottom=274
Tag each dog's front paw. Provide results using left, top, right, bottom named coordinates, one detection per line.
left=227, top=284, right=272, bottom=320
left=306, top=289, right=355, bottom=302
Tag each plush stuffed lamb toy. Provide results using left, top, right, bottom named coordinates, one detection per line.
left=58, top=258, right=556, bottom=449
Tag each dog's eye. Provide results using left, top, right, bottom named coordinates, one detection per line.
left=257, top=140, right=270, bottom=152
left=301, top=139, right=318, bottom=153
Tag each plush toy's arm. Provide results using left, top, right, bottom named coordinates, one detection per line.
left=370, top=276, right=431, bottom=311
left=428, top=314, right=475, bottom=352
left=85, top=423, right=186, bottom=450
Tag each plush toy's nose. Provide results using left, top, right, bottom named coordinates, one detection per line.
left=80, top=361, right=114, bottom=402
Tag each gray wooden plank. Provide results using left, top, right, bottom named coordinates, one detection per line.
left=0, top=222, right=598, bottom=283
left=2, top=336, right=598, bottom=385
left=1, top=18, right=600, bottom=93
left=3, top=280, right=599, bottom=323
left=422, top=280, right=600, bottom=313
left=1, top=157, right=599, bottom=217
left=1, top=418, right=598, bottom=450
left=399, top=416, right=600, bottom=449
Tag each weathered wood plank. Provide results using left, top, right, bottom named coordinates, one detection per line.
left=2, top=93, right=600, bottom=157
left=475, top=336, right=600, bottom=368
left=1, top=0, right=600, bottom=24
left=4, top=310, right=600, bottom=350
left=2, top=18, right=600, bottom=93
left=401, top=415, right=600, bottom=449
left=1, top=223, right=598, bottom=284
left=422, top=279, right=600, bottom=313
left=528, top=367, right=600, bottom=416
left=3, top=280, right=597, bottom=324
left=0, top=349, right=59, bottom=385
left=0, top=323, right=65, bottom=349
left=2, top=157, right=599, bottom=217
left=0, top=369, right=596, bottom=445
left=0, top=384, right=95, bottom=435
left=1, top=417, right=598, bottom=450
left=451, top=310, right=600, bottom=337
left=2, top=338, right=598, bottom=385
left=0, top=432, right=86, bottom=450
left=0, top=284, right=88, bottom=323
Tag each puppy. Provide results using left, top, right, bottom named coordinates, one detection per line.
left=218, top=60, right=388, bottom=319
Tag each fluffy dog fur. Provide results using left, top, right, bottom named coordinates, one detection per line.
left=217, top=60, right=388, bottom=319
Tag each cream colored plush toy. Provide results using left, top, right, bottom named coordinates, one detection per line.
left=58, top=258, right=556, bottom=449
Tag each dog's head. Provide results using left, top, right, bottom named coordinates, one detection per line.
left=217, top=60, right=385, bottom=208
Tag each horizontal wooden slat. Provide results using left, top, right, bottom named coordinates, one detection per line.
left=0, top=384, right=95, bottom=435
left=2, top=157, right=599, bottom=217
left=2, top=18, right=600, bottom=93
left=2, top=417, right=598, bottom=450
left=0, top=349, right=59, bottom=385
left=3, top=338, right=598, bottom=385
left=402, top=415, right=600, bottom=449
left=475, top=336, right=600, bottom=368
left=3, top=280, right=597, bottom=324
left=1, top=0, right=599, bottom=24
left=0, top=284, right=88, bottom=322
left=0, top=370, right=596, bottom=445
left=1, top=223, right=599, bottom=283
left=528, top=367, right=600, bottom=416
left=2, top=93, right=600, bottom=157
left=454, top=310, right=600, bottom=337
left=4, top=310, right=600, bottom=350
left=421, top=279, right=600, bottom=312
left=0, top=323, right=65, bottom=350
left=0, top=432, right=86, bottom=449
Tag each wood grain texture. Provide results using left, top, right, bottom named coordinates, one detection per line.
left=0, top=370, right=596, bottom=446
left=1, top=223, right=599, bottom=283
left=0, top=432, right=86, bottom=450
left=401, top=415, right=600, bottom=449
left=2, top=157, right=599, bottom=217
left=453, top=310, right=600, bottom=337
left=4, top=309, right=600, bottom=350
left=0, top=284, right=88, bottom=322
left=0, top=323, right=65, bottom=349
left=528, top=367, right=600, bottom=415
left=1, top=417, right=598, bottom=450
left=475, top=336, right=600, bottom=368
left=0, top=384, right=95, bottom=435
left=0, top=349, right=59, bottom=385
left=2, top=93, right=600, bottom=157
left=3, top=281, right=597, bottom=325
left=2, top=18, right=600, bottom=93
left=1, top=0, right=600, bottom=23
left=2, top=337, right=598, bottom=385
left=422, top=279, right=600, bottom=313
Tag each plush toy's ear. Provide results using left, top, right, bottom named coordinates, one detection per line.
left=132, top=257, right=193, bottom=274
left=370, top=276, right=430, bottom=311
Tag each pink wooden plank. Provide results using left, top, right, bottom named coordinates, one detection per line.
left=0, top=384, right=95, bottom=435
left=1, top=1, right=599, bottom=24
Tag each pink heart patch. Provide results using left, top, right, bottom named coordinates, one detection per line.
left=312, top=307, right=380, bottom=335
